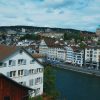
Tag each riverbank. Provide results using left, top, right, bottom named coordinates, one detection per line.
left=54, top=64, right=100, bottom=77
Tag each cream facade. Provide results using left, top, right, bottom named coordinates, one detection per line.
left=0, top=48, right=43, bottom=97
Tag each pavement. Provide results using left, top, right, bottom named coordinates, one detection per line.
left=53, top=63, right=100, bottom=77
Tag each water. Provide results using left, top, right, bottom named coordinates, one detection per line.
left=55, top=68, right=100, bottom=100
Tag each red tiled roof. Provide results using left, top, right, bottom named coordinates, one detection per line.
left=43, top=38, right=65, bottom=48
left=32, top=53, right=45, bottom=58
left=0, top=44, right=18, bottom=61
left=70, top=46, right=82, bottom=52
left=0, top=44, right=44, bottom=66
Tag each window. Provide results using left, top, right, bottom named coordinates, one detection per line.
left=23, top=59, right=26, bottom=65
left=18, top=70, right=23, bottom=76
left=9, top=60, right=12, bottom=65
left=9, top=60, right=15, bottom=66
left=87, top=51, right=89, bottom=53
left=19, top=82, right=23, bottom=85
left=18, top=59, right=26, bottom=65
left=19, top=81, right=26, bottom=85
left=3, top=63, right=7, bottom=67
left=37, top=68, right=43, bottom=73
left=94, top=55, right=96, bottom=57
left=29, top=79, right=34, bottom=86
left=94, top=52, right=97, bottom=54
left=0, top=62, right=3, bottom=66
left=29, top=69, right=34, bottom=74
left=30, top=59, right=35, bottom=64
left=24, top=69, right=29, bottom=76
left=35, top=77, right=42, bottom=85
left=87, top=54, right=89, bottom=57
left=10, top=71, right=16, bottom=77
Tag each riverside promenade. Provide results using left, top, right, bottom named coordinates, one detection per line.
left=54, top=63, right=100, bottom=77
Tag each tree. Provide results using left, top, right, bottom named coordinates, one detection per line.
left=44, top=66, right=59, bottom=99
left=79, top=42, right=86, bottom=49
left=20, top=34, right=40, bottom=40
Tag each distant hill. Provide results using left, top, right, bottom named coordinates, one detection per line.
left=0, top=25, right=95, bottom=34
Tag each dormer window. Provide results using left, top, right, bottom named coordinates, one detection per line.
left=9, top=60, right=16, bottom=66
left=18, top=59, right=26, bottom=65
left=30, top=59, right=35, bottom=64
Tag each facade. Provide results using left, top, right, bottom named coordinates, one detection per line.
left=39, top=38, right=66, bottom=62
left=66, top=46, right=84, bottom=66
left=0, top=73, right=32, bottom=100
left=66, top=46, right=74, bottom=63
left=0, top=45, right=43, bottom=97
left=25, top=45, right=37, bottom=54
left=16, top=40, right=33, bottom=46
left=85, top=46, right=100, bottom=70
left=73, top=50, right=84, bottom=67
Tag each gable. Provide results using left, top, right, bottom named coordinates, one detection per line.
left=1, top=48, right=43, bottom=68
left=40, top=40, right=47, bottom=47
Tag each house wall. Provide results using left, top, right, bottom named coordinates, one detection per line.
left=39, top=40, right=66, bottom=61
left=85, top=48, right=100, bottom=69
left=0, top=50, right=43, bottom=97
left=66, top=47, right=74, bottom=63
left=73, top=51, right=84, bottom=67
left=0, top=77, right=28, bottom=100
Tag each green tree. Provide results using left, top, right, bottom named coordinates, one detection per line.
left=20, top=34, right=40, bottom=40
left=64, top=32, right=84, bottom=43
left=44, top=66, right=59, bottom=99
left=79, top=42, right=86, bottom=49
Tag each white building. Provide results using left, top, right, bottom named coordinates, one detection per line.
left=39, top=38, right=66, bottom=62
left=66, top=46, right=84, bottom=67
left=73, top=50, right=84, bottom=67
left=0, top=44, right=43, bottom=97
left=16, top=40, right=33, bottom=47
left=66, top=46, right=74, bottom=63
left=85, top=46, right=100, bottom=70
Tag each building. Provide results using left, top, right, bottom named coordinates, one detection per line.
left=96, top=27, right=100, bottom=37
left=66, top=46, right=84, bottom=67
left=39, top=38, right=66, bottom=62
left=16, top=40, right=33, bottom=47
left=85, top=46, right=100, bottom=70
left=0, top=44, right=44, bottom=97
left=65, top=46, right=74, bottom=63
left=25, top=44, right=37, bottom=54
left=0, top=73, right=32, bottom=100
left=38, top=32, right=64, bottom=39
left=73, top=50, right=84, bottom=67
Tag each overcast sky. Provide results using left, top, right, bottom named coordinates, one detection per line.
left=0, top=0, right=100, bottom=32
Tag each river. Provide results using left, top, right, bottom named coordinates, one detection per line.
left=55, top=68, right=100, bottom=100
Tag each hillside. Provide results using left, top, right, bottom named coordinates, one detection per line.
left=0, top=25, right=95, bottom=34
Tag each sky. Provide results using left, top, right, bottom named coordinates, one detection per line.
left=0, top=0, right=100, bottom=32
